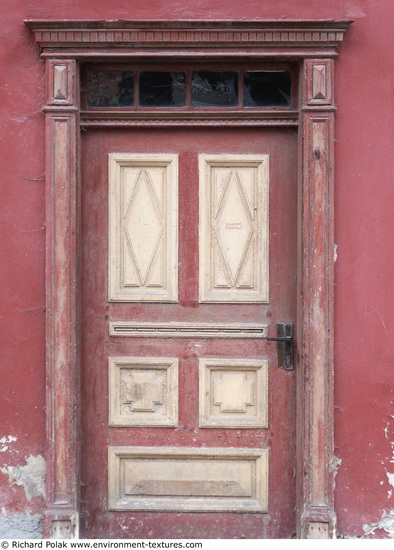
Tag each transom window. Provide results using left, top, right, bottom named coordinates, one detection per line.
left=82, top=65, right=295, bottom=110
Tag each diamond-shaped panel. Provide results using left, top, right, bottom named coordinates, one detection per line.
left=216, top=171, right=253, bottom=284
left=124, top=169, right=163, bottom=285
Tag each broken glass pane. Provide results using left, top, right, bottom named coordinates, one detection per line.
left=191, top=72, right=238, bottom=107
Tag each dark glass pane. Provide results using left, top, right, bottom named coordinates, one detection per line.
left=87, top=70, right=134, bottom=107
left=243, top=71, right=291, bottom=107
left=191, top=72, right=238, bottom=107
left=139, top=72, right=186, bottom=107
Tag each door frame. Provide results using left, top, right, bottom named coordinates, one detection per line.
left=26, top=20, right=351, bottom=539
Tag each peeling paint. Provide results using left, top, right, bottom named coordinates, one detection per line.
left=329, top=455, right=342, bottom=489
left=0, top=436, right=17, bottom=453
left=363, top=510, right=394, bottom=538
left=387, top=473, right=394, bottom=488
left=0, top=455, right=45, bottom=501
left=383, top=421, right=394, bottom=464
left=383, top=420, right=394, bottom=499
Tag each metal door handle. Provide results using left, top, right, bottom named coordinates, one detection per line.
left=263, top=322, right=294, bottom=371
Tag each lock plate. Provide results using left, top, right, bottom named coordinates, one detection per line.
left=265, top=322, right=294, bottom=370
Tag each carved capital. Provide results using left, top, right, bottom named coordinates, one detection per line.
left=304, top=59, right=334, bottom=107
left=46, top=59, right=77, bottom=107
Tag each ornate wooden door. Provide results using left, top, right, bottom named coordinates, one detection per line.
left=80, top=126, right=297, bottom=538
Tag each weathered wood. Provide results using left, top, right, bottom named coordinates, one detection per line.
left=43, top=59, right=80, bottom=539
left=296, top=58, right=336, bottom=538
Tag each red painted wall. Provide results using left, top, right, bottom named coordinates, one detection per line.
left=0, top=0, right=393, bottom=538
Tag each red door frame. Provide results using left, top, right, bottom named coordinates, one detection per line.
left=26, top=20, right=351, bottom=539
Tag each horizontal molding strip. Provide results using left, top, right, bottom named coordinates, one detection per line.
left=25, top=21, right=352, bottom=64
left=26, top=20, right=352, bottom=52
left=109, top=321, right=268, bottom=339
left=81, top=111, right=299, bottom=128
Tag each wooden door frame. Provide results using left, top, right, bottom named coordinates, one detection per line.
left=26, top=20, right=351, bottom=539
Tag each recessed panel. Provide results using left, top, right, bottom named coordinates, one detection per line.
left=108, top=447, right=268, bottom=512
left=199, top=358, right=268, bottom=428
left=109, top=357, right=178, bottom=427
left=109, top=154, right=178, bottom=302
left=199, top=155, right=269, bottom=303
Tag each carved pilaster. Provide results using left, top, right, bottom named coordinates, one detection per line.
left=43, top=58, right=80, bottom=539
left=297, top=58, right=336, bottom=539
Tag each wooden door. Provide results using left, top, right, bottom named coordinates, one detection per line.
left=80, top=126, right=297, bottom=538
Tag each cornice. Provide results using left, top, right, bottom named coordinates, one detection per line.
left=25, top=20, right=352, bottom=58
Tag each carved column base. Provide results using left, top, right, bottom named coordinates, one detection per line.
left=43, top=508, right=79, bottom=539
left=301, top=508, right=337, bottom=539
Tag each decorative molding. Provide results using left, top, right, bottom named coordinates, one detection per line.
left=199, top=155, right=269, bottom=303
left=108, top=446, right=268, bottom=512
left=199, top=358, right=268, bottom=428
left=26, top=21, right=351, bottom=57
left=304, top=59, right=333, bottom=106
left=47, top=60, right=77, bottom=106
left=108, top=154, right=178, bottom=302
left=53, top=66, right=68, bottom=99
left=81, top=111, right=299, bottom=128
left=109, top=357, right=178, bottom=427
left=109, top=321, right=268, bottom=339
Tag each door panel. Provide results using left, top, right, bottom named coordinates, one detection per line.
left=108, top=153, right=178, bottom=302
left=108, top=447, right=268, bottom=513
left=81, top=127, right=297, bottom=538
left=199, top=154, right=269, bottom=303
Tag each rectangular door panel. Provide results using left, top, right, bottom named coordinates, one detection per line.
left=108, top=357, right=178, bottom=427
left=108, top=153, right=178, bottom=302
left=199, top=154, right=269, bottom=303
left=108, top=447, right=268, bottom=513
left=199, top=358, right=268, bottom=428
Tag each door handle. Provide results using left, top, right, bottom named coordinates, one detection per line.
left=264, top=322, right=294, bottom=371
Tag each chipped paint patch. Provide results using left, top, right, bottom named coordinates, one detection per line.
left=329, top=455, right=342, bottom=489
left=0, top=436, right=17, bottom=453
left=387, top=472, right=394, bottom=499
left=383, top=419, right=394, bottom=498
left=330, top=455, right=342, bottom=475
left=387, top=473, right=394, bottom=488
left=0, top=455, right=45, bottom=501
left=363, top=509, right=394, bottom=538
